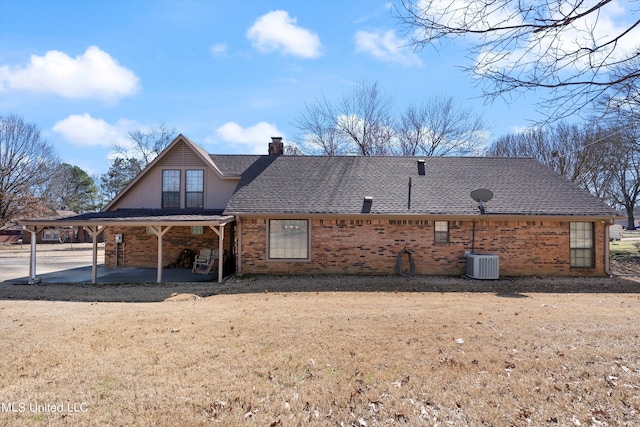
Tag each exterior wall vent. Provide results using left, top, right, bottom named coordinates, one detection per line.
left=465, top=253, right=499, bottom=279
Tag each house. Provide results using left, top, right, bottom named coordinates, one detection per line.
left=20, top=135, right=618, bottom=283
left=0, top=223, right=22, bottom=244
left=21, top=210, right=94, bottom=244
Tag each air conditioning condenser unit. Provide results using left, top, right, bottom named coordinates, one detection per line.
left=465, top=253, right=499, bottom=279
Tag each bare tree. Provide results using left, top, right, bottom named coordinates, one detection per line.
left=595, top=56, right=640, bottom=150
left=294, top=81, right=485, bottom=156
left=100, top=124, right=177, bottom=201
left=294, top=97, right=346, bottom=155
left=294, top=81, right=395, bottom=155
left=0, top=114, right=58, bottom=228
left=396, top=0, right=640, bottom=122
left=487, top=120, right=639, bottom=229
left=603, top=124, right=640, bottom=230
left=396, top=94, right=485, bottom=156
left=486, top=123, right=614, bottom=197
left=111, top=123, right=177, bottom=174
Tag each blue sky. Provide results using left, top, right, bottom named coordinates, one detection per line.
left=0, top=0, right=614, bottom=176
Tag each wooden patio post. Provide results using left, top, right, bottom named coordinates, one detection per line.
left=149, top=225, right=172, bottom=283
left=85, top=226, right=106, bottom=284
left=24, top=227, right=41, bottom=284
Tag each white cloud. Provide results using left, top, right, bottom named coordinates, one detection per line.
left=214, top=121, right=283, bottom=154
left=354, top=29, right=422, bottom=66
left=0, top=46, right=140, bottom=101
left=210, top=43, right=228, bottom=57
left=52, top=113, right=137, bottom=147
left=247, top=10, right=322, bottom=58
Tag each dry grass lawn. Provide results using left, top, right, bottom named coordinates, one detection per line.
left=1, top=276, right=639, bottom=426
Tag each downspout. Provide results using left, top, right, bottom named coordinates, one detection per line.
left=235, top=215, right=242, bottom=275
left=604, top=219, right=613, bottom=276
left=471, top=220, right=476, bottom=254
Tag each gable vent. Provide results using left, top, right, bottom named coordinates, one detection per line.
left=417, top=159, right=425, bottom=176
left=158, top=142, right=205, bottom=167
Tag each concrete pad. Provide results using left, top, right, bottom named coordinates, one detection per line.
left=0, top=244, right=215, bottom=284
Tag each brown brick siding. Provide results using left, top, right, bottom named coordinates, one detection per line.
left=104, top=225, right=232, bottom=268
left=239, top=217, right=608, bottom=277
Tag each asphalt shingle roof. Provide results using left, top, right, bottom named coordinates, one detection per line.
left=221, top=155, right=617, bottom=217
left=209, top=155, right=264, bottom=177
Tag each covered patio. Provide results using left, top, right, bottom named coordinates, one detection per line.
left=19, top=210, right=235, bottom=284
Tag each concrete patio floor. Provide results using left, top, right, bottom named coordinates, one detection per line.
left=2, top=266, right=215, bottom=285
left=0, top=243, right=216, bottom=285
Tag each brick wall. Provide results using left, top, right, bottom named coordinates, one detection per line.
left=104, top=225, right=232, bottom=268
left=239, top=217, right=608, bottom=277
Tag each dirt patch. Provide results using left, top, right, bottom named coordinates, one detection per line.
left=163, top=292, right=202, bottom=302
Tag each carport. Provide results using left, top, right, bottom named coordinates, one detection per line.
left=20, top=210, right=235, bottom=284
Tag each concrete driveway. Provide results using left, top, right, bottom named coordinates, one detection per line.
left=0, top=243, right=213, bottom=284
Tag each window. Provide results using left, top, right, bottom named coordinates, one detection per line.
left=269, top=219, right=309, bottom=259
left=434, top=221, right=449, bottom=243
left=570, top=222, right=594, bottom=268
left=191, top=226, right=203, bottom=235
left=162, top=170, right=180, bottom=208
left=42, top=228, right=60, bottom=241
left=185, top=170, right=204, bottom=208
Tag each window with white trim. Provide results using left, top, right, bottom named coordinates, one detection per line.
left=434, top=221, right=449, bottom=243
left=570, top=222, right=594, bottom=268
left=269, top=219, right=309, bottom=259
left=42, top=228, right=60, bottom=241
left=162, top=170, right=180, bottom=208
left=185, top=170, right=204, bottom=208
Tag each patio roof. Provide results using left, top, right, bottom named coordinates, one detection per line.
left=19, top=209, right=235, bottom=227
left=18, top=209, right=235, bottom=285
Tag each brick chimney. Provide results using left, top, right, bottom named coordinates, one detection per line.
left=268, top=137, right=284, bottom=155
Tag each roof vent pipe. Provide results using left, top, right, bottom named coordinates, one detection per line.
left=268, top=137, right=284, bottom=155
left=417, top=159, right=425, bottom=175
